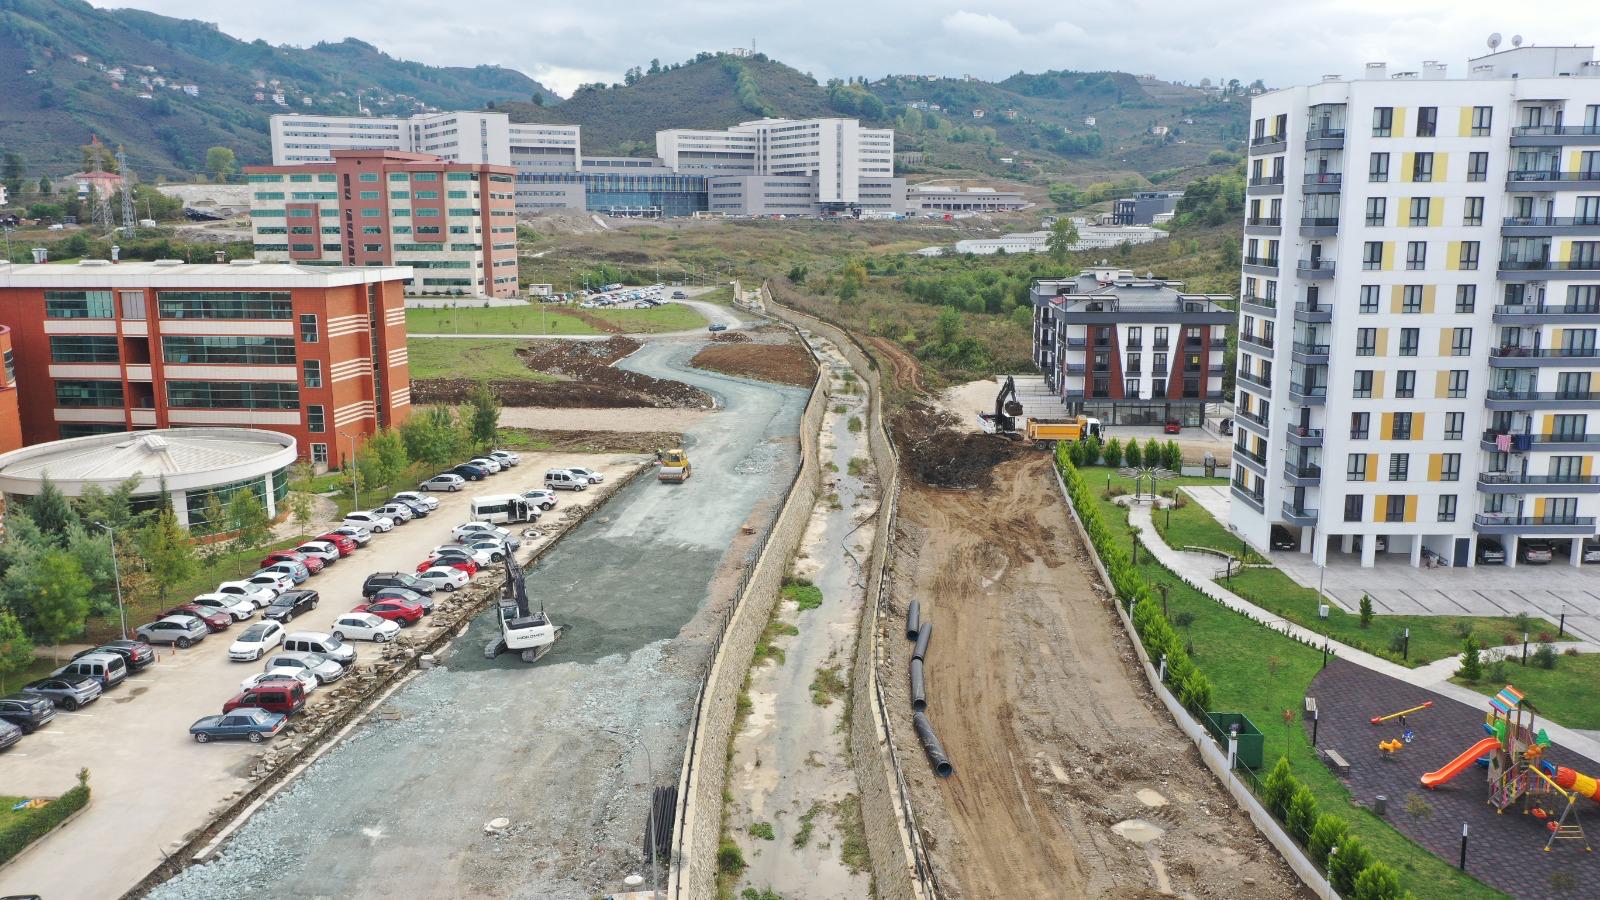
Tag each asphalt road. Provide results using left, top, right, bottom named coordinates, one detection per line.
left=149, top=338, right=808, bottom=899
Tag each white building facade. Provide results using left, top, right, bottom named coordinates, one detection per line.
left=1230, top=45, right=1600, bottom=569
left=657, top=117, right=901, bottom=213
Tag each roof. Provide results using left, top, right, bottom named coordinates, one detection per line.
left=0, top=260, right=412, bottom=289
left=1032, top=267, right=1232, bottom=318
left=0, top=428, right=297, bottom=496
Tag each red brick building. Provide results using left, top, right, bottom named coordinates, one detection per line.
left=0, top=325, right=22, bottom=454
left=0, top=259, right=411, bottom=466
left=244, top=150, right=520, bottom=299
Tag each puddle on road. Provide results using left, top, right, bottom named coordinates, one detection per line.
left=1136, top=788, right=1169, bottom=807
left=1111, top=818, right=1166, bottom=844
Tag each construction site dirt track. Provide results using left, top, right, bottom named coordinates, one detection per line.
left=881, top=456, right=1308, bottom=899
left=688, top=343, right=816, bottom=387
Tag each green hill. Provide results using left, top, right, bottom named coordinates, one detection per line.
left=0, top=0, right=555, bottom=179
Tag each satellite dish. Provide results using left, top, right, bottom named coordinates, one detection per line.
left=1512, top=35, right=1524, bottom=47
left=1488, top=33, right=1502, bottom=50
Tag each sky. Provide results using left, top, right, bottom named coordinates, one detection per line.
left=89, top=0, right=1569, bottom=97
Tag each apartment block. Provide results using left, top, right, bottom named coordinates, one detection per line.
left=1032, top=266, right=1232, bottom=426
left=245, top=150, right=519, bottom=298
left=1231, top=44, right=1600, bottom=569
left=0, top=259, right=412, bottom=464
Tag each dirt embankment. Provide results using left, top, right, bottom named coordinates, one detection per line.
left=882, top=457, right=1306, bottom=899
left=688, top=342, right=816, bottom=387
left=890, top=402, right=1022, bottom=489
left=410, top=337, right=713, bottom=409
left=500, top=427, right=683, bottom=454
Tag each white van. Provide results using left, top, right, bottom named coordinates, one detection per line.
left=544, top=469, right=589, bottom=492
left=471, top=494, right=542, bottom=524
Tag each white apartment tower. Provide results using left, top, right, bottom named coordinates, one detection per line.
left=657, top=117, right=899, bottom=213
left=1231, top=44, right=1600, bottom=569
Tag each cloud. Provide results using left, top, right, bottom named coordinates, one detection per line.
left=941, top=11, right=1023, bottom=42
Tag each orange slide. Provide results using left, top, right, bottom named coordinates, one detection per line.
left=1421, top=737, right=1501, bottom=789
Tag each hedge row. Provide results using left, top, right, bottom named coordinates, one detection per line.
left=0, top=771, right=90, bottom=866
left=1264, top=758, right=1415, bottom=899
left=1061, top=434, right=1184, bottom=472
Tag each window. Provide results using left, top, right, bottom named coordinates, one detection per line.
left=1445, top=412, right=1464, bottom=440
left=1416, top=106, right=1437, bottom=137
left=1451, top=329, right=1472, bottom=357
left=1392, top=412, right=1414, bottom=440
left=311, top=443, right=329, bottom=465
left=1369, top=152, right=1390, bottom=182
left=1471, top=106, right=1492, bottom=136
left=119, top=291, right=146, bottom=320
left=1354, top=370, right=1374, bottom=398
left=1458, top=241, right=1480, bottom=270
left=362, top=226, right=383, bottom=235
left=1440, top=453, right=1461, bottom=482
left=1365, top=197, right=1386, bottom=225
left=1363, top=241, right=1384, bottom=270
left=1351, top=412, right=1370, bottom=439
left=1399, top=328, right=1419, bottom=356
left=415, top=208, right=439, bottom=217
left=300, top=314, right=319, bottom=343
left=1456, top=284, right=1477, bottom=313
left=414, top=190, right=439, bottom=199
left=1406, top=197, right=1428, bottom=226
left=1412, top=152, right=1434, bottom=182
left=359, top=191, right=380, bottom=200
left=1402, top=284, right=1424, bottom=313
left=1406, top=241, right=1427, bottom=270
left=364, top=243, right=383, bottom=252
left=303, top=360, right=322, bottom=388
left=1464, top=197, right=1484, bottom=226
left=54, top=380, right=123, bottom=407
left=1347, top=453, right=1368, bottom=481
left=1396, top=370, right=1416, bottom=398
left=1467, top=151, right=1489, bottom=182
left=1124, top=378, right=1140, bottom=398
left=1344, top=495, right=1365, bottom=523
left=1389, top=455, right=1410, bottom=483
left=361, top=208, right=381, bottom=218
left=1438, top=495, right=1457, bottom=522
left=49, top=335, right=120, bottom=362
left=167, top=381, right=299, bottom=409
left=358, top=172, right=379, bottom=183
left=389, top=173, right=409, bottom=182
left=1357, top=328, right=1377, bottom=356
left=44, top=290, right=114, bottom=318
left=307, top=404, right=325, bottom=433
left=1372, top=107, right=1393, bottom=137
left=157, top=292, right=292, bottom=320
left=162, top=336, right=296, bottom=365
left=1360, top=285, right=1381, bottom=313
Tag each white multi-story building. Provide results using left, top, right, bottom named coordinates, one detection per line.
left=1230, top=44, right=1600, bottom=569
left=657, top=117, right=901, bottom=213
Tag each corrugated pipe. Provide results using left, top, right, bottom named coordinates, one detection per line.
left=905, top=599, right=921, bottom=641
left=910, top=657, right=926, bottom=712
left=913, top=622, right=932, bottom=661
left=914, top=711, right=954, bottom=778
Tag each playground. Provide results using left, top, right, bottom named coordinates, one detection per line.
left=1307, top=659, right=1600, bottom=896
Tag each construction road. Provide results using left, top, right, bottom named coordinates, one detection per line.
left=149, top=338, right=809, bottom=899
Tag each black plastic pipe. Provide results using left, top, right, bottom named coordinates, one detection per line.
left=913, top=622, right=932, bottom=661
left=905, top=600, right=921, bottom=641
left=914, top=711, right=954, bottom=777
left=910, top=657, right=926, bottom=711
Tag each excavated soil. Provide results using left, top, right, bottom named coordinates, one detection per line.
left=411, top=337, right=713, bottom=409
left=890, top=402, right=1021, bottom=490
left=710, top=330, right=752, bottom=343
left=689, top=343, right=817, bottom=387
left=881, top=456, right=1307, bottom=900
left=499, top=428, right=684, bottom=454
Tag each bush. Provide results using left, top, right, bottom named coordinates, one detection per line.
left=717, top=839, right=747, bottom=876
left=1103, top=437, right=1123, bottom=468
left=1263, top=756, right=1296, bottom=819
left=1307, top=813, right=1349, bottom=867
left=1286, top=784, right=1319, bottom=842
left=1350, top=860, right=1409, bottom=900
left=1457, top=636, right=1483, bottom=681
left=1358, top=594, right=1373, bottom=628
left=1329, top=835, right=1373, bottom=894
left=0, top=774, right=90, bottom=865
left=1534, top=643, right=1558, bottom=670
left=1124, top=439, right=1143, bottom=467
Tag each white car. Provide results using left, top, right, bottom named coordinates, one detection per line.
left=228, top=620, right=286, bottom=661
left=420, top=473, right=465, bottom=492
left=565, top=466, right=603, bottom=484
left=330, top=612, right=401, bottom=643
left=520, top=489, right=559, bottom=510
left=376, top=503, right=414, bottom=523
left=191, top=593, right=256, bottom=622
left=469, top=457, right=503, bottom=474
left=245, top=572, right=295, bottom=595
left=240, top=667, right=318, bottom=695
left=392, top=490, right=440, bottom=511
left=431, top=544, right=496, bottom=566
left=416, top=566, right=469, bottom=592
left=293, top=540, right=341, bottom=565
left=344, top=511, right=394, bottom=533
left=216, top=581, right=278, bottom=608
left=489, top=450, right=521, bottom=468
left=258, top=562, right=308, bottom=584
left=261, top=652, right=344, bottom=684
left=453, top=522, right=511, bottom=542
left=328, top=525, right=373, bottom=547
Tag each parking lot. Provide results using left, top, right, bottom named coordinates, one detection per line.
left=0, top=451, right=640, bottom=900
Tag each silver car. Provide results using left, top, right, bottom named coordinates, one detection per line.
left=136, top=614, right=209, bottom=648
left=22, top=674, right=103, bottom=711
left=261, top=651, right=345, bottom=684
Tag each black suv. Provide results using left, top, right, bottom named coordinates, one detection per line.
left=387, top=496, right=431, bottom=517
left=0, top=693, right=55, bottom=733
left=362, top=572, right=436, bottom=597
left=450, top=463, right=488, bottom=482
left=263, top=589, right=320, bottom=623
left=77, top=639, right=156, bottom=673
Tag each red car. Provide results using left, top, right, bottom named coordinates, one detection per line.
left=261, top=550, right=324, bottom=575
left=316, top=533, right=358, bottom=557
left=1163, top=419, right=1182, bottom=435
left=223, top=681, right=306, bottom=716
left=353, top=599, right=425, bottom=626
left=416, top=556, right=478, bottom=576
left=162, top=604, right=232, bottom=633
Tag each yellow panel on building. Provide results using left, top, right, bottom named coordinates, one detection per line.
left=1376, top=326, right=1389, bottom=354
left=1400, top=152, right=1415, bottom=182
left=1372, top=370, right=1386, bottom=397
left=1428, top=454, right=1443, bottom=480
left=1428, top=197, right=1444, bottom=226
left=1446, top=240, right=1461, bottom=271
left=1457, top=107, right=1473, bottom=137
left=1404, top=495, right=1418, bottom=522
left=1414, top=412, right=1425, bottom=436
left=1381, top=412, right=1395, bottom=439
left=1390, top=285, right=1405, bottom=312
left=1374, top=493, right=1387, bottom=519
left=1393, top=107, right=1407, bottom=135
left=1535, top=498, right=1548, bottom=518
left=1423, top=285, right=1437, bottom=313
left=1382, top=241, right=1395, bottom=271
left=1396, top=196, right=1410, bottom=227
left=1435, top=370, right=1450, bottom=396
left=1435, top=153, right=1449, bottom=181
left=1367, top=454, right=1379, bottom=482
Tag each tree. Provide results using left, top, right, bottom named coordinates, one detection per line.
left=1144, top=438, right=1161, bottom=469
left=1046, top=217, right=1079, bottom=264
left=1350, top=861, right=1406, bottom=900
left=467, top=382, right=500, bottom=451
left=227, top=490, right=272, bottom=553
left=647, top=58, right=662, bottom=76
left=2, top=151, right=23, bottom=197
left=289, top=489, right=316, bottom=534
left=1102, top=437, right=1123, bottom=468
left=1286, top=784, right=1319, bottom=841
left=365, top=428, right=410, bottom=488
left=1263, top=756, right=1295, bottom=818
left=137, top=508, right=197, bottom=602
left=64, top=523, right=117, bottom=618
left=1328, top=835, right=1373, bottom=895
left=205, top=146, right=237, bottom=180
left=17, top=550, right=91, bottom=655
left=401, top=406, right=459, bottom=466
left=1307, top=813, right=1349, bottom=867
left=787, top=264, right=808, bottom=284
left=1457, top=635, right=1483, bottom=681
left=36, top=176, right=51, bottom=196
left=1358, top=594, right=1374, bottom=628
left=1124, top=438, right=1143, bottom=467
left=934, top=307, right=963, bottom=347
left=28, top=474, right=79, bottom=543
left=0, top=611, right=34, bottom=692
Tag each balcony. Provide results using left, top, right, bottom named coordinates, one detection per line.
left=1302, top=172, right=1343, bottom=194
left=1492, top=303, right=1600, bottom=324
left=1480, top=431, right=1600, bottom=451
left=1294, top=303, right=1332, bottom=323
left=1501, top=215, right=1600, bottom=236
left=1488, top=346, right=1600, bottom=367
left=1291, top=342, right=1330, bottom=364
left=1296, top=258, right=1336, bottom=279
left=1236, top=369, right=1272, bottom=391
left=1234, top=444, right=1268, bottom=471
left=1249, top=133, right=1288, bottom=154
left=1510, top=125, right=1600, bottom=147
left=1126, top=339, right=1143, bottom=350
left=1210, top=338, right=1228, bottom=350
left=1477, top=472, right=1600, bottom=494
left=1065, top=337, right=1087, bottom=349
left=1498, top=258, right=1600, bottom=273
left=1247, top=175, right=1286, bottom=196
left=1152, top=339, right=1170, bottom=350
left=1240, top=294, right=1276, bottom=315
left=1235, top=408, right=1270, bottom=435
left=1065, top=363, right=1086, bottom=375
left=1305, top=127, right=1346, bottom=149
left=1238, top=334, right=1272, bottom=357
left=1286, top=426, right=1325, bottom=447
left=1231, top=481, right=1266, bottom=512
left=1245, top=216, right=1282, bottom=236
left=1242, top=255, right=1281, bottom=275
left=1506, top=170, right=1600, bottom=190
left=1472, top=513, right=1598, bottom=536
left=1284, top=462, right=1322, bottom=485
left=1486, top=390, right=1600, bottom=410
left=1209, top=363, right=1226, bottom=374
left=1281, top=503, right=1319, bottom=526
left=1289, top=382, right=1327, bottom=405
left=1300, top=216, right=1340, bottom=237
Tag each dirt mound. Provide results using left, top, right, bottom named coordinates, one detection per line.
left=411, top=336, right=712, bottom=409
left=891, top=402, right=1021, bottom=489
left=500, top=428, right=683, bottom=454
left=519, top=336, right=640, bottom=372
left=689, top=343, right=816, bottom=387
left=710, top=330, right=751, bottom=343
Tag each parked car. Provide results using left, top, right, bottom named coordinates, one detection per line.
left=376, top=502, right=415, bottom=524
left=190, top=593, right=257, bottom=621
left=469, top=457, right=503, bottom=474
left=1269, top=526, right=1297, bottom=552
left=162, top=604, right=233, bottom=633
left=54, top=652, right=127, bottom=690
left=1584, top=539, right=1600, bottom=564
left=261, top=549, right=324, bottom=575
left=362, top=571, right=436, bottom=597
left=190, top=708, right=288, bottom=743
left=489, top=450, right=521, bottom=468
left=240, top=668, right=320, bottom=695
left=315, top=533, right=358, bottom=557
left=282, top=631, right=356, bottom=667
left=431, top=544, right=498, bottom=566
left=370, top=586, right=434, bottom=614
left=216, top=581, right=278, bottom=608
left=223, top=682, right=306, bottom=717
left=1478, top=538, right=1507, bottom=565
left=1163, top=419, right=1182, bottom=435
left=544, top=469, right=589, bottom=491
left=450, top=463, right=489, bottom=482
left=387, top=496, right=431, bottom=518
left=416, top=566, right=469, bottom=592
left=1523, top=540, right=1554, bottom=564
left=344, top=511, right=395, bottom=533
left=1219, top=417, right=1234, bottom=436
left=22, top=674, right=102, bottom=710
left=229, top=620, right=287, bottom=662
left=0, top=719, right=21, bottom=752
left=354, top=598, right=425, bottom=626
left=258, top=560, right=311, bottom=584
left=327, top=525, right=373, bottom=548
left=392, top=490, right=440, bottom=511
left=520, top=489, right=559, bottom=511
left=565, top=466, right=604, bottom=484
left=454, top=522, right=512, bottom=542
left=136, top=615, right=209, bottom=648
left=708, top=323, right=728, bottom=333
left=421, top=473, right=466, bottom=492
left=263, top=590, right=320, bottom=624
left=330, top=612, right=401, bottom=643
left=672, top=290, right=687, bottom=299
left=455, top=540, right=510, bottom=563
left=416, top=555, right=478, bottom=576
left=261, top=651, right=344, bottom=684
left=78, top=640, right=155, bottom=673
left=0, top=693, right=56, bottom=733
left=245, top=572, right=296, bottom=595
left=293, top=540, right=342, bottom=566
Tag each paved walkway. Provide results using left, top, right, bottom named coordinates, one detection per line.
left=1127, top=503, right=1600, bottom=766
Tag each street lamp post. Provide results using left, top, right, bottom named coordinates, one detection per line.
left=603, top=727, right=659, bottom=899
left=94, top=522, right=128, bottom=640
left=340, top=432, right=360, bottom=511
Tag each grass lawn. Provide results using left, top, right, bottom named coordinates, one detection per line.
left=405, top=302, right=705, bottom=336
left=1452, top=653, right=1600, bottom=731
left=408, top=338, right=560, bottom=382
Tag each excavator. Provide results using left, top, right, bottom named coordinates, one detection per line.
left=484, top=553, right=563, bottom=663
left=978, top=375, right=1102, bottom=448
